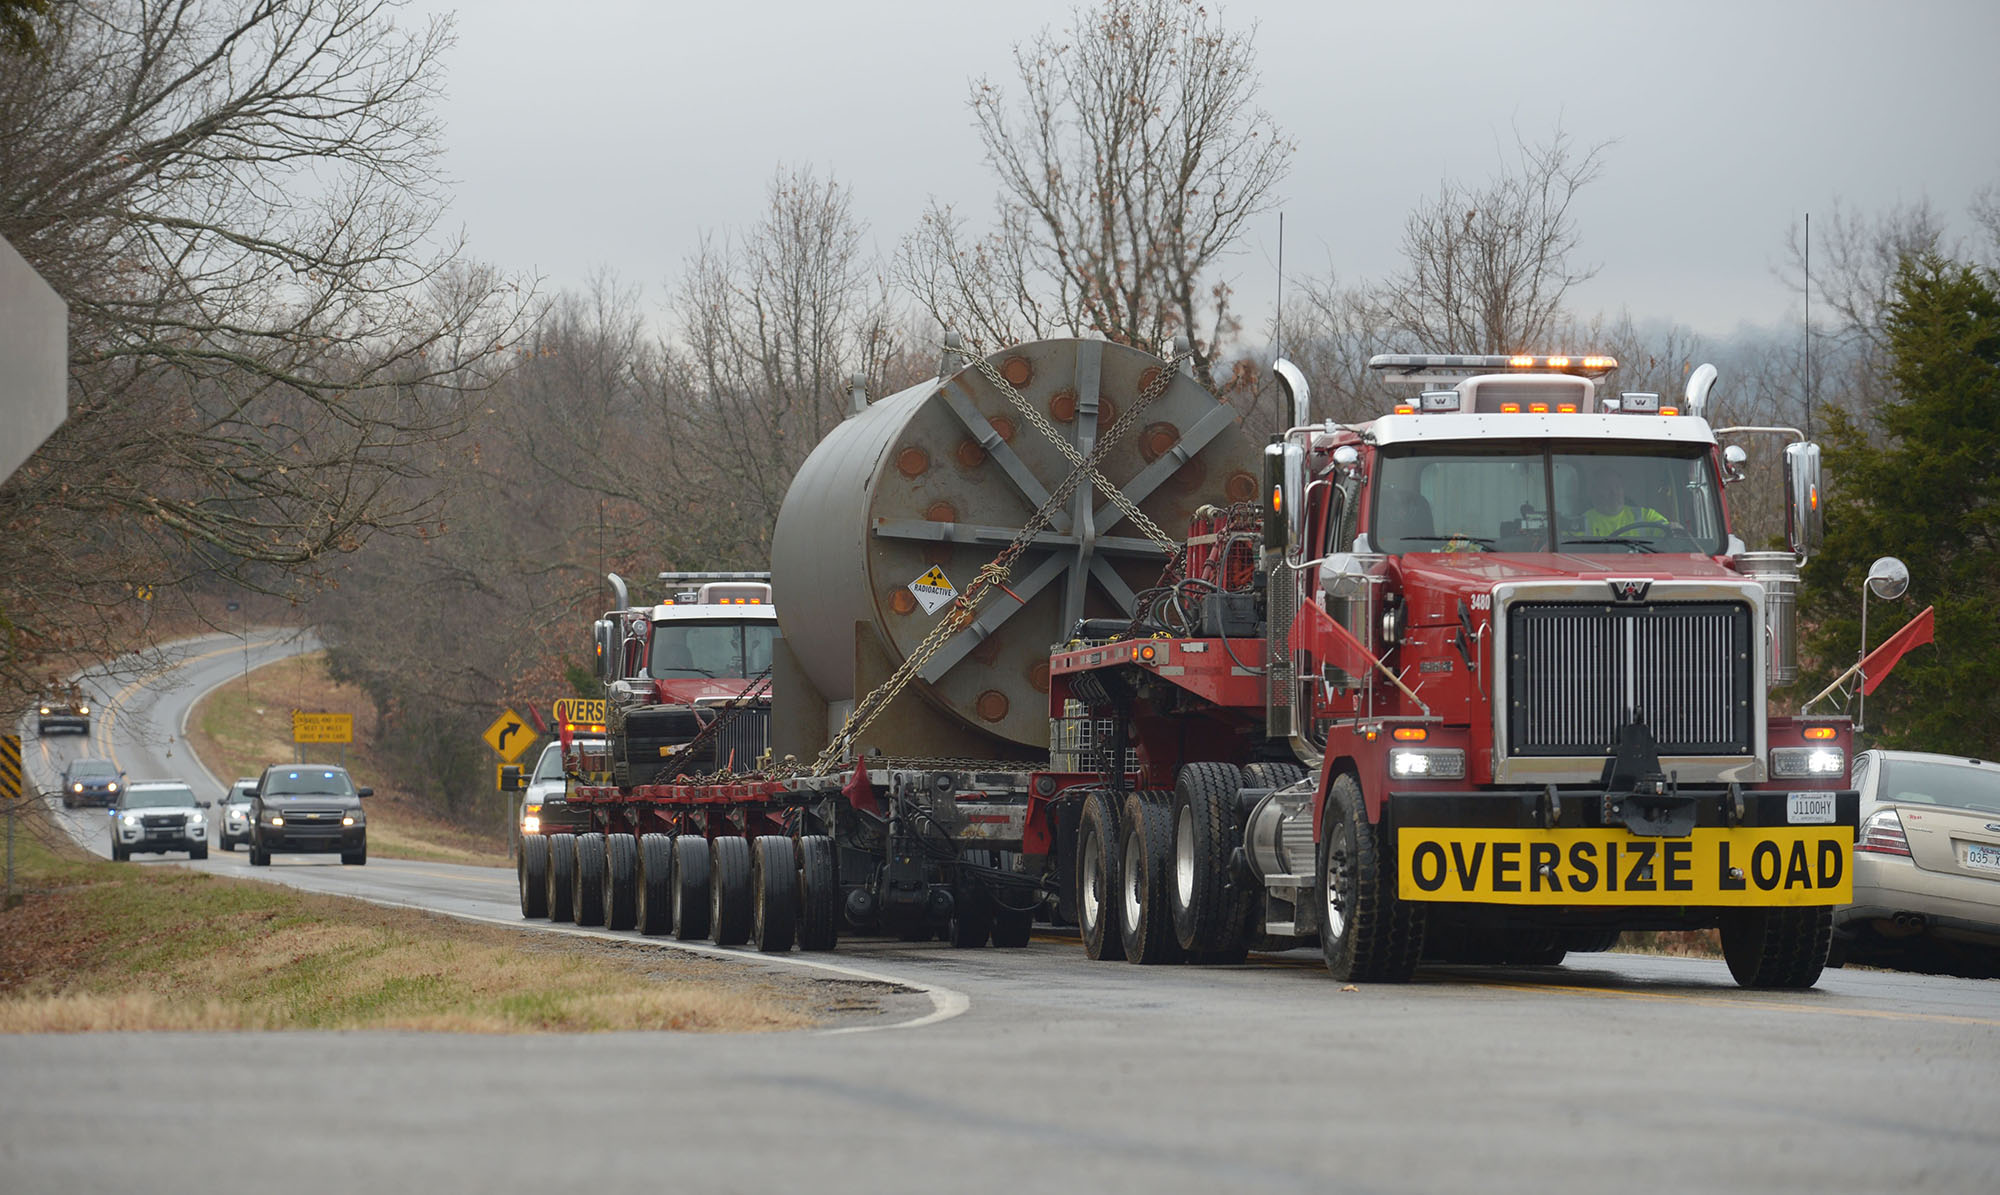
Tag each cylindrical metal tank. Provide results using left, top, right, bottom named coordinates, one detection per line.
left=772, top=338, right=1258, bottom=749
left=1736, top=551, right=1800, bottom=685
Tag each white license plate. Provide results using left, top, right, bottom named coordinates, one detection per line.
left=1965, top=843, right=2000, bottom=874
left=1787, top=793, right=1837, bottom=825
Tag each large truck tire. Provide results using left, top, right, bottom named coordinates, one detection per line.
left=572, top=832, right=607, bottom=927
left=948, top=883, right=992, bottom=949
left=990, top=903, right=1034, bottom=948
left=546, top=833, right=577, bottom=923
left=671, top=835, right=711, bottom=941
left=603, top=833, right=638, bottom=930
left=1564, top=928, right=1622, bottom=954
left=796, top=835, right=839, bottom=952
left=519, top=835, right=549, bottom=918
left=1318, top=773, right=1423, bottom=982
left=709, top=836, right=753, bottom=946
left=636, top=833, right=673, bottom=935
left=750, top=836, right=798, bottom=953
left=1077, top=791, right=1125, bottom=961
left=1721, top=905, right=1831, bottom=989
left=1169, top=762, right=1248, bottom=959
left=1118, top=792, right=1184, bottom=964
left=248, top=842, right=269, bottom=867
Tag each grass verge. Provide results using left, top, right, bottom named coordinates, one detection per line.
left=0, top=806, right=818, bottom=1033
left=186, top=650, right=511, bottom=866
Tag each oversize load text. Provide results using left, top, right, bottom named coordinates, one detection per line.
left=1396, top=827, right=1852, bottom=905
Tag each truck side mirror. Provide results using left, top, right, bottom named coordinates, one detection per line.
left=499, top=767, right=524, bottom=792
left=592, top=619, right=615, bottom=683
left=1783, top=441, right=1823, bottom=554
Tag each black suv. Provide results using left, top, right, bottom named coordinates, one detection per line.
left=247, top=763, right=372, bottom=867
left=37, top=690, right=91, bottom=735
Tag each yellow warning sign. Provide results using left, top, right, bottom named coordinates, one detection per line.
left=481, top=708, right=535, bottom=762
left=908, top=566, right=957, bottom=615
left=291, top=712, right=353, bottom=744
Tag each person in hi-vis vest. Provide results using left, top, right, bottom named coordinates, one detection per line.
left=1581, top=465, right=1665, bottom=537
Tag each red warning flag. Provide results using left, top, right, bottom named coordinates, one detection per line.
left=1860, top=605, right=1935, bottom=696
left=1291, top=599, right=1384, bottom=684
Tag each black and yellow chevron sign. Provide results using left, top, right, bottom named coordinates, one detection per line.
left=0, top=734, right=21, bottom=802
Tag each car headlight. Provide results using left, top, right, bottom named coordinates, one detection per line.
left=39, top=706, right=49, bottom=714
left=1771, top=746, right=1845, bottom=778
left=269, top=814, right=284, bottom=826
left=73, top=783, right=83, bottom=793
left=121, top=814, right=138, bottom=826
left=342, top=815, right=355, bottom=826
left=78, top=705, right=89, bottom=715
left=1388, top=747, right=1466, bottom=780
left=107, top=782, right=120, bottom=793
left=188, top=812, right=205, bottom=826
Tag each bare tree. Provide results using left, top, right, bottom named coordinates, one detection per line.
left=673, top=166, right=908, bottom=535
left=897, top=0, right=1291, bottom=389
left=1370, top=128, right=1608, bottom=354
left=0, top=1, right=525, bottom=706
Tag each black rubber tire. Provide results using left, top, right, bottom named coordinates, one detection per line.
left=220, top=838, right=236, bottom=852
left=1721, top=905, right=1832, bottom=989
left=671, top=835, right=711, bottom=941
left=636, top=833, right=673, bottom=935
left=519, top=835, right=550, bottom=918
left=1169, top=762, right=1247, bottom=957
left=572, top=833, right=607, bottom=926
left=795, top=835, right=839, bottom=952
left=1076, top=791, right=1125, bottom=961
left=751, top=836, right=798, bottom=953
left=1563, top=928, right=1622, bottom=954
left=709, top=836, right=753, bottom=946
left=1319, top=772, right=1423, bottom=982
left=990, top=903, right=1034, bottom=948
left=190, top=844, right=209, bottom=861
left=1505, top=929, right=1567, bottom=966
left=546, top=833, right=577, bottom=923
left=602, top=833, right=638, bottom=931
left=948, top=884, right=992, bottom=949
left=341, top=836, right=366, bottom=866
left=1117, top=791, right=1185, bottom=965
left=249, top=842, right=269, bottom=867
left=1241, top=762, right=1308, bottom=790
left=111, top=843, right=129, bottom=862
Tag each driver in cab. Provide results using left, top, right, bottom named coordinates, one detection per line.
left=1580, top=466, right=1666, bottom=537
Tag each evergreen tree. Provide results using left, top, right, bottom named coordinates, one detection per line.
left=1797, top=252, right=2000, bottom=751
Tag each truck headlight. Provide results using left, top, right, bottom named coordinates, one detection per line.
left=520, top=815, right=540, bottom=834
left=269, top=814, right=284, bottom=826
left=342, top=815, right=355, bottom=826
left=1771, top=746, right=1845, bottom=778
left=121, top=814, right=138, bottom=826
left=1389, top=748, right=1465, bottom=780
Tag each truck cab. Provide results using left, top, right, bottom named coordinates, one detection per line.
left=591, top=571, right=778, bottom=786
left=1049, top=353, right=1861, bottom=989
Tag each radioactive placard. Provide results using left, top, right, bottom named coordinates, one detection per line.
left=907, top=565, right=957, bottom=615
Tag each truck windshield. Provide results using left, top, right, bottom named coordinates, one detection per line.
left=649, top=620, right=778, bottom=680
left=532, top=744, right=565, bottom=783
left=1372, top=441, right=1726, bottom=555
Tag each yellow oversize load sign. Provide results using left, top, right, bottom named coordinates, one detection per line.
left=292, top=712, right=353, bottom=744
left=552, top=698, right=606, bottom=727
left=1398, top=827, right=1852, bottom=906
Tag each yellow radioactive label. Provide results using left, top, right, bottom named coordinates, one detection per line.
left=1397, top=827, right=1852, bottom=906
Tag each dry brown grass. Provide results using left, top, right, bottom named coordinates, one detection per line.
left=185, top=650, right=511, bottom=865
left=0, top=811, right=818, bottom=1033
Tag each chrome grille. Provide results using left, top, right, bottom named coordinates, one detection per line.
left=1507, top=602, right=1752, bottom=756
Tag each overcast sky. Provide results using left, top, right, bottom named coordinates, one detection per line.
left=409, top=0, right=2000, bottom=344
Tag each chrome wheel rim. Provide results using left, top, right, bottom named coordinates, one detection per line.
left=1080, top=829, right=1103, bottom=932
left=1173, top=808, right=1196, bottom=912
left=1122, top=825, right=1144, bottom=932
left=1324, top=824, right=1351, bottom=942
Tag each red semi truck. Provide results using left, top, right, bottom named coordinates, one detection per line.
left=518, top=342, right=1860, bottom=989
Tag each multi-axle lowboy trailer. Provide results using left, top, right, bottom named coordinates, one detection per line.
left=518, top=339, right=1869, bottom=990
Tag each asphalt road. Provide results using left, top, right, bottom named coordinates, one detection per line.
left=4, top=633, right=1998, bottom=1194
